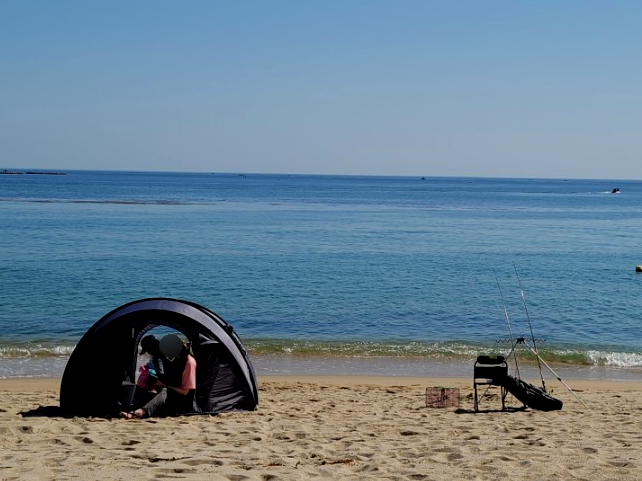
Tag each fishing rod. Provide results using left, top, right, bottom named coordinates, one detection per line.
left=493, top=270, right=520, bottom=378
left=511, top=263, right=587, bottom=408
left=523, top=343, right=588, bottom=408
left=512, top=262, right=546, bottom=391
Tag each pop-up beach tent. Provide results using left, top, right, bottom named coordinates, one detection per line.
left=60, top=298, right=258, bottom=416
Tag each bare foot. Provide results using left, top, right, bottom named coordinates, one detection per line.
left=120, top=409, right=145, bottom=419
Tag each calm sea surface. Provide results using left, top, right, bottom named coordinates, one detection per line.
left=1, top=171, right=641, bottom=378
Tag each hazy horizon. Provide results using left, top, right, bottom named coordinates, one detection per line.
left=3, top=167, right=638, bottom=183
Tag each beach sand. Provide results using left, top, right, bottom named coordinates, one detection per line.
left=1, top=375, right=641, bottom=480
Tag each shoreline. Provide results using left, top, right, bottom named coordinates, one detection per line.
left=1, top=371, right=640, bottom=392
left=3, top=353, right=642, bottom=381
left=253, top=353, right=642, bottom=381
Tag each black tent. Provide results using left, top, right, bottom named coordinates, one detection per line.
left=60, top=298, right=258, bottom=416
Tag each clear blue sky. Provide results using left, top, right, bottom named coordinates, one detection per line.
left=2, top=1, right=641, bottom=178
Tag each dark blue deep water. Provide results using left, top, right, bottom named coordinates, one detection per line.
left=1, top=171, right=641, bottom=377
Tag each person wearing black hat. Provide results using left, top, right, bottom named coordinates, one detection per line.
left=139, top=335, right=165, bottom=382
left=132, top=335, right=168, bottom=407
left=140, top=335, right=159, bottom=356
left=121, top=334, right=197, bottom=419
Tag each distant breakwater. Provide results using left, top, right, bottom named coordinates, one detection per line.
left=1, top=170, right=66, bottom=175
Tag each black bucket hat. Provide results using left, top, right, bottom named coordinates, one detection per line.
left=140, top=335, right=159, bottom=355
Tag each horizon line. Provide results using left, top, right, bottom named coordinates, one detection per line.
left=2, top=167, right=638, bottom=183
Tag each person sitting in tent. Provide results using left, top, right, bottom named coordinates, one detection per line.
left=121, top=334, right=196, bottom=419
left=133, top=335, right=166, bottom=405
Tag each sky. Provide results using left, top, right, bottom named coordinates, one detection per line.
left=1, top=1, right=641, bottom=179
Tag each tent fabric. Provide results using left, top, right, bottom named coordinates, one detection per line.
left=60, top=298, right=258, bottom=416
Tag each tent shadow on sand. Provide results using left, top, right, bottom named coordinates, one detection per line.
left=20, top=405, right=222, bottom=419
left=57, top=298, right=258, bottom=418
left=21, top=406, right=68, bottom=418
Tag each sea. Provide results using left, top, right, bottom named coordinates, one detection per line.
left=1, top=170, right=642, bottom=381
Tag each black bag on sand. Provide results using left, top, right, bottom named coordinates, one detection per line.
left=502, top=374, right=563, bottom=411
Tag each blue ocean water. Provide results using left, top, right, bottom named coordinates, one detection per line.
left=1, top=170, right=641, bottom=378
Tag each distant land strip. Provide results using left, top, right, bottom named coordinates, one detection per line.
left=1, top=170, right=66, bottom=175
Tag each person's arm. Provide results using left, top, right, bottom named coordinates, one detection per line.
left=154, top=355, right=196, bottom=396
left=167, top=384, right=190, bottom=396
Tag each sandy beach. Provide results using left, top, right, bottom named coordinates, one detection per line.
left=1, top=375, right=641, bottom=480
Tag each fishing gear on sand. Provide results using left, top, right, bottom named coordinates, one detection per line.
left=524, top=343, right=588, bottom=408
left=493, top=270, right=587, bottom=409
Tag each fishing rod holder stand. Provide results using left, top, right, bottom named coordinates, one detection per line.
left=495, top=336, right=546, bottom=344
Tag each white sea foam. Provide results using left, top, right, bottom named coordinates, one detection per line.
left=0, top=344, right=76, bottom=358
left=586, top=350, right=642, bottom=368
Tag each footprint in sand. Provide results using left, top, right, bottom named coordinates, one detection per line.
left=73, top=436, right=94, bottom=444
left=183, top=458, right=223, bottom=467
